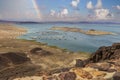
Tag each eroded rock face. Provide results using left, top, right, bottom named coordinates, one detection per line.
left=89, top=43, right=120, bottom=63
left=30, top=47, right=52, bottom=56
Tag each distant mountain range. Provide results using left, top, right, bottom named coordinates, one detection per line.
left=0, top=19, right=120, bottom=24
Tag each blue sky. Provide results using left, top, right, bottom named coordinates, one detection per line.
left=0, top=0, right=120, bottom=22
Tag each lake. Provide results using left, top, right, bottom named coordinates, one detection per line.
left=17, top=23, right=120, bottom=53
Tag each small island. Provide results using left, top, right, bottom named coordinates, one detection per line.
left=50, top=27, right=115, bottom=35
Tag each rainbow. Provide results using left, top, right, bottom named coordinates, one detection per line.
left=31, top=0, right=41, bottom=18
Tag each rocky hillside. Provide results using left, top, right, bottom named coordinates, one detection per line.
left=13, top=43, right=120, bottom=80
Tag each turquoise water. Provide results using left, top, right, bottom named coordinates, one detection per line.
left=17, top=23, right=120, bottom=53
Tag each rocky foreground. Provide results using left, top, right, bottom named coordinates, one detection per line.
left=11, top=43, right=120, bottom=80
left=50, top=27, right=115, bottom=35
left=0, top=24, right=120, bottom=80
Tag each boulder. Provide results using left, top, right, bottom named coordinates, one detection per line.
left=59, top=72, right=76, bottom=80
left=98, top=63, right=111, bottom=71
left=75, top=59, right=85, bottom=67
left=30, top=47, right=52, bottom=56
left=89, top=29, right=95, bottom=31
left=75, top=59, right=90, bottom=68
left=30, top=47, right=42, bottom=54
left=112, top=43, right=120, bottom=49
left=113, top=72, right=120, bottom=80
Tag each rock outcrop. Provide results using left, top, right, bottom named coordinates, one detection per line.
left=12, top=43, right=120, bottom=80
left=0, top=52, right=30, bottom=69
left=89, top=43, right=120, bottom=63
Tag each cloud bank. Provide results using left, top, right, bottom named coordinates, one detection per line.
left=87, top=0, right=113, bottom=20
left=50, top=8, right=69, bottom=18
left=113, top=5, right=120, bottom=10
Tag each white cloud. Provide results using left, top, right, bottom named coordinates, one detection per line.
left=94, top=9, right=113, bottom=19
left=86, top=1, right=93, bottom=9
left=49, top=8, right=69, bottom=18
left=50, top=10, right=56, bottom=16
left=60, top=8, right=69, bottom=17
left=113, top=5, right=120, bottom=10
left=71, top=0, right=80, bottom=8
left=95, top=0, right=102, bottom=9
left=116, top=5, right=120, bottom=10
left=86, top=0, right=113, bottom=20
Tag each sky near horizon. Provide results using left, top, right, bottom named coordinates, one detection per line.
left=0, top=0, right=120, bottom=22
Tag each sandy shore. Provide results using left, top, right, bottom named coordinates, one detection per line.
left=0, top=24, right=27, bottom=39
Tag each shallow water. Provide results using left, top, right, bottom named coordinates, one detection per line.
left=17, top=23, right=120, bottom=53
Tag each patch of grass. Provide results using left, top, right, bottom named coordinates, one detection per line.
left=17, top=39, right=36, bottom=42
left=62, top=48, right=69, bottom=52
left=77, top=51, right=91, bottom=57
left=49, top=45, right=59, bottom=49
left=17, top=39, right=47, bottom=45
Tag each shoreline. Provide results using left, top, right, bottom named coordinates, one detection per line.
left=0, top=23, right=90, bottom=69
left=0, top=23, right=90, bottom=55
